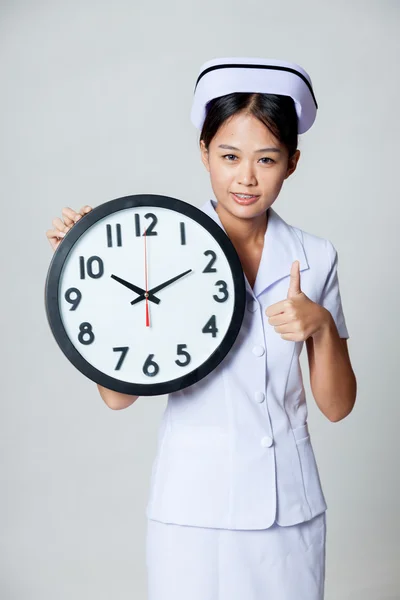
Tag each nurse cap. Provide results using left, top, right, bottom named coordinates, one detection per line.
left=190, top=57, right=318, bottom=134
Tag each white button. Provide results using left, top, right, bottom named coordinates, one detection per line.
left=254, top=391, right=265, bottom=403
left=261, top=436, right=273, bottom=448
left=247, top=299, right=258, bottom=313
left=252, top=345, right=265, bottom=357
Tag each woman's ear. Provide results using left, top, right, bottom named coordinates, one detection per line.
left=200, top=140, right=210, bottom=172
left=285, top=149, right=301, bottom=179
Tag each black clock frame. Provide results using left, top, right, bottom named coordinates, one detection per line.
left=45, top=194, right=246, bottom=396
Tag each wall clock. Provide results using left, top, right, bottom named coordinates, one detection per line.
left=45, top=194, right=246, bottom=396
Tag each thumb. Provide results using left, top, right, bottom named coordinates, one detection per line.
left=287, top=260, right=301, bottom=298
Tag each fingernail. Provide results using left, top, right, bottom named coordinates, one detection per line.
left=74, top=215, right=81, bottom=221
left=59, top=231, right=66, bottom=237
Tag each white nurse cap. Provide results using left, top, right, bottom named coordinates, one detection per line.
left=190, top=57, right=318, bottom=134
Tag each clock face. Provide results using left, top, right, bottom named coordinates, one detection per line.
left=45, top=194, right=246, bottom=396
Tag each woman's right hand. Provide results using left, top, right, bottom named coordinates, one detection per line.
left=46, top=205, right=93, bottom=252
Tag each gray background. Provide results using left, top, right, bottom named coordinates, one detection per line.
left=1, top=0, right=399, bottom=598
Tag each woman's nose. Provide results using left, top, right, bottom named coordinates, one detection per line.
left=237, top=162, right=257, bottom=186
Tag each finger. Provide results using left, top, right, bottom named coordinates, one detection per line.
left=61, top=205, right=92, bottom=227
left=287, top=260, right=301, bottom=299
left=61, top=207, right=80, bottom=227
left=45, top=228, right=65, bottom=251
left=272, top=322, right=296, bottom=334
left=265, top=299, right=287, bottom=318
left=78, top=205, right=93, bottom=218
left=71, top=205, right=93, bottom=225
left=268, top=312, right=293, bottom=327
left=52, top=217, right=71, bottom=233
left=46, top=227, right=66, bottom=240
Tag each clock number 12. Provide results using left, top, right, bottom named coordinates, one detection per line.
left=135, top=213, right=158, bottom=236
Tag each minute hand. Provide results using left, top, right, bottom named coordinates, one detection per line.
left=110, top=274, right=160, bottom=304
left=130, top=269, right=192, bottom=305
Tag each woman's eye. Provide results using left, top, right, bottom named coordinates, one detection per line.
left=222, top=154, right=274, bottom=164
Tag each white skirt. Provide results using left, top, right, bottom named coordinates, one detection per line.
left=146, top=511, right=327, bottom=600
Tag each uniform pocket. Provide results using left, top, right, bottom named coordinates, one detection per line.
left=293, top=425, right=328, bottom=516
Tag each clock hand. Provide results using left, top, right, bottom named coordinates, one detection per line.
left=130, top=269, right=193, bottom=306
left=148, top=269, right=193, bottom=294
left=110, top=274, right=160, bottom=304
left=144, top=225, right=150, bottom=327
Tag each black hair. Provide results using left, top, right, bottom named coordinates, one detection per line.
left=199, top=93, right=299, bottom=162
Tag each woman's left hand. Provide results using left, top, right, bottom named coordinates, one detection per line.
left=265, top=260, right=330, bottom=341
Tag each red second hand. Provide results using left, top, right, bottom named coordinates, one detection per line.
left=144, top=226, right=150, bottom=327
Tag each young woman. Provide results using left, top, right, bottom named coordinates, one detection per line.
left=46, top=57, right=357, bottom=600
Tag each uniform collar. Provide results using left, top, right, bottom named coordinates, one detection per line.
left=200, top=198, right=309, bottom=298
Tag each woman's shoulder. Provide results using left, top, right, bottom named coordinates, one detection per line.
left=271, top=206, right=335, bottom=250
left=287, top=219, right=329, bottom=246
left=283, top=219, right=339, bottom=279
left=287, top=220, right=338, bottom=268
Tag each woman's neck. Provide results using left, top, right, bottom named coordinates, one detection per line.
left=215, top=201, right=268, bottom=249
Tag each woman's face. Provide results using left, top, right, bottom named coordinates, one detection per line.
left=200, top=111, right=300, bottom=222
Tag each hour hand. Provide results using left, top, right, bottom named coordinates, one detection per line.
left=110, top=274, right=160, bottom=304
left=130, top=269, right=193, bottom=305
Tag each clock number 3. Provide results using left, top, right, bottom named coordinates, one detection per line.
left=213, top=280, right=229, bottom=303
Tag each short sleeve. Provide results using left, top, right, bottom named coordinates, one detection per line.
left=319, top=239, right=349, bottom=339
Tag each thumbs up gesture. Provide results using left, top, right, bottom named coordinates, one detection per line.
left=265, top=260, right=328, bottom=341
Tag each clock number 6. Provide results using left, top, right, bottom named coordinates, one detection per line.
left=143, top=354, right=160, bottom=377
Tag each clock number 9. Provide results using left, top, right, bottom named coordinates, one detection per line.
left=65, top=287, right=82, bottom=310
left=143, top=354, right=160, bottom=377
left=213, top=280, right=229, bottom=303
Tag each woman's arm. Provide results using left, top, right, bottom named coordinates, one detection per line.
left=97, top=384, right=139, bottom=410
left=306, top=312, right=357, bottom=422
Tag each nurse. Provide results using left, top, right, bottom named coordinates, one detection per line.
left=46, top=57, right=357, bottom=599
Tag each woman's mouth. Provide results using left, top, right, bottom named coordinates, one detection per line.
left=231, top=192, right=260, bottom=205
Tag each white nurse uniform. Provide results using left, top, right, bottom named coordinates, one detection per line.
left=144, top=198, right=349, bottom=600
